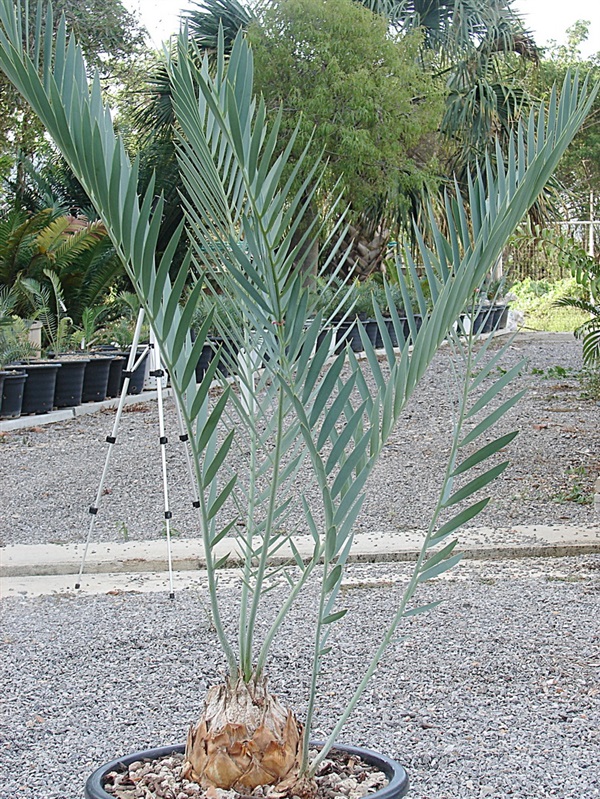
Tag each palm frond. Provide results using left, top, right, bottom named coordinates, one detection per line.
left=184, top=0, right=254, bottom=53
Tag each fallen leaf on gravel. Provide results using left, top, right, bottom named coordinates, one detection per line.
left=532, top=423, right=548, bottom=430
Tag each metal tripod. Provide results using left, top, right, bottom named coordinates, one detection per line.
left=75, top=308, right=200, bottom=598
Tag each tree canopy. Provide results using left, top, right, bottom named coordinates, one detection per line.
left=535, top=21, right=600, bottom=221
left=0, top=0, right=147, bottom=200
left=248, top=0, right=445, bottom=224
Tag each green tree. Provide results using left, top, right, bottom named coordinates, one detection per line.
left=406, top=0, right=537, bottom=181
left=249, top=0, right=443, bottom=219
left=535, top=21, right=600, bottom=222
left=0, top=0, right=148, bottom=204
left=247, top=0, right=445, bottom=273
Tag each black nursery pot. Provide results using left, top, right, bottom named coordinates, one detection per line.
left=106, top=356, right=126, bottom=398
left=339, top=319, right=365, bottom=353
left=472, top=306, right=500, bottom=334
left=20, top=362, right=61, bottom=414
left=0, top=370, right=27, bottom=418
left=497, top=304, right=510, bottom=330
left=84, top=742, right=409, bottom=799
left=53, top=358, right=89, bottom=408
left=195, top=342, right=216, bottom=381
left=118, top=349, right=149, bottom=395
left=82, top=356, right=114, bottom=402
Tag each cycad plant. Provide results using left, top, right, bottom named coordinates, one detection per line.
left=0, top=207, right=122, bottom=324
left=0, top=284, right=36, bottom=366
left=555, top=255, right=600, bottom=364
left=19, top=268, right=72, bottom=352
left=0, top=2, right=596, bottom=795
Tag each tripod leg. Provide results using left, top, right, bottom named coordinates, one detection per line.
left=150, top=332, right=175, bottom=599
left=76, top=308, right=147, bottom=588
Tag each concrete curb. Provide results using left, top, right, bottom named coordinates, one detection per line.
left=3, top=524, right=599, bottom=598
left=0, top=389, right=172, bottom=432
left=2, top=523, right=599, bottom=577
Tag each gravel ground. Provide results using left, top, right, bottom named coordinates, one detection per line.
left=0, top=332, right=598, bottom=548
left=2, top=333, right=599, bottom=798
left=1, top=556, right=599, bottom=799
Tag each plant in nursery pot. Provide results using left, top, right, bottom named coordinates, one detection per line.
left=355, top=279, right=410, bottom=349
left=311, top=278, right=367, bottom=353
left=17, top=269, right=94, bottom=410
left=192, top=289, right=246, bottom=380
left=0, top=282, right=62, bottom=415
left=0, top=5, right=595, bottom=796
left=95, top=293, right=151, bottom=396
left=0, top=287, right=32, bottom=417
left=48, top=305, right=113, bottom=407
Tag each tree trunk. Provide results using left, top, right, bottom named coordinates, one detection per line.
left=291, top=200, right=320, bottom=282
left=337, top=223, right=390, bottom=278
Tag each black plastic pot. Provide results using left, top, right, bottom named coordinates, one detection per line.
left=20, top=362, right=61, bottom=415
left=84, top=742, right=409, bottom=799
left=368, top=318, right=385, bottom=349
left=106, top=356, right=126, bottom=398
left=323, top=319, right=365, bottom=354
left=497, top=304, right=510, bottom=330
left=210, top=335, right=239, bottom=378
left=53, top=358, right=89, bottom=408
left=82, top=356, right=114, bottom=403
left=118, top=349, right=149, bottom=395
left=362, top=319, right=379, bottom=348
left=472, top=304, right=508, bottom=334
left=195, top=342, right=216, bottom=382
left=0, top=370, right=27, bottom=418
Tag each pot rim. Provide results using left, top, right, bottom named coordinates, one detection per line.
left=84, top=742, right=409, bottom=799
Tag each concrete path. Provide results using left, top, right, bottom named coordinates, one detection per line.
left=2, top=523, right=599, bottom=598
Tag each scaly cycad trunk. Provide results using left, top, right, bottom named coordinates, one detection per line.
left=183, top=674, right=314, bottom=796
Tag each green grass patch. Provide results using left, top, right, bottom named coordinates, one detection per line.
left=510, top=277, right=591, bottom=332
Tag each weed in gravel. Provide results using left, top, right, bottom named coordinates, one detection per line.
left=531, top=365, right=574, bottom=379
left=578, top=368, right=600, bottom=401
left=117, top=521, right=129, bottom=541
left=123, top=403, right=151, bottom=413
left=552, top=465, right=593, bottom=505
left=160, top=522, right=181, bottom=538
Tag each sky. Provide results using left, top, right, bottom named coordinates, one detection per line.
left=125, top=0, right=600, bottom=57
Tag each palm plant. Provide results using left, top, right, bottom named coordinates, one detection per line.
left=555, top=255, right=600, bottom=364
left=0, top=284, right=36, bottom=365
left=19, top=268, right=72, bottom=353
left=0, top=207, right=122, bottom=323
left=0, top=1, right=595, bottom=795
left=371, top=0, right=540, bottom=203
